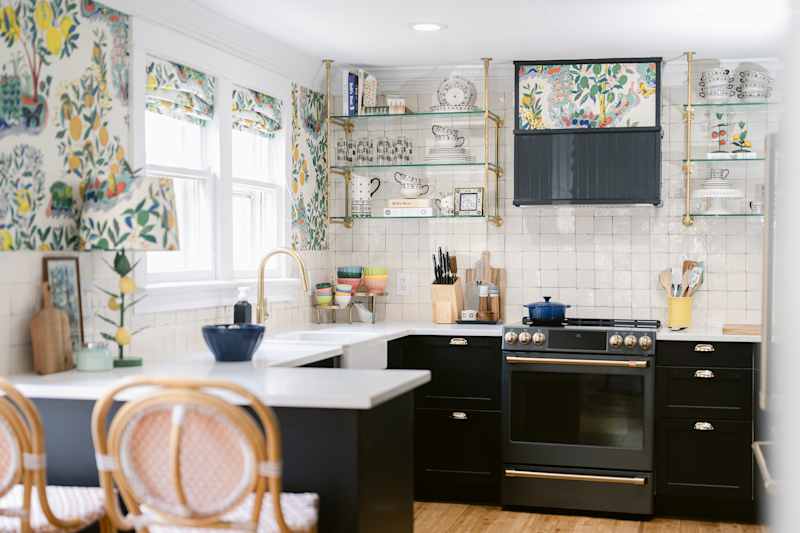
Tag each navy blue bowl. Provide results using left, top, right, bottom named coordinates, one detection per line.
left=202, top=324, right=265, bottom=362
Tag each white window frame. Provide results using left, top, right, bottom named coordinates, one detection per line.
left=129, top=23, right=298, bottom=314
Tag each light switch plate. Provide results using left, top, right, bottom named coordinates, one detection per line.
left=396, top=271, right=410, bottom=297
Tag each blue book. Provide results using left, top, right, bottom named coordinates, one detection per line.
left=348, top=72, right=358, bottom=116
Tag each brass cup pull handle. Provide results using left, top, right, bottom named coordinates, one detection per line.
left=694, top=421, right=715, bottom=431
left=505, top=356, right=648, bottom=369
left=449, top=338, right=468, bottom=346
left=694, top=343, right=715, bottom=352
left=450, top=411, right=468, bottom=420
left=694, top=369, right=716, bottom=379
left=504, top=469, right=646, bottom=486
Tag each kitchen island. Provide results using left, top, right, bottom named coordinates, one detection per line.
left=9, top=341, right=430, bottom=533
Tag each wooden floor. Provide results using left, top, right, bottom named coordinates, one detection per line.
left=414, top=502, right=768, bottom=532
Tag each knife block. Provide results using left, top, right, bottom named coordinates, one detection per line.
left=431, top=278, right=464, bottom=324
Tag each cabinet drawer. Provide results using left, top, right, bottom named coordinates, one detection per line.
left=405, top=336, right=501, bottom=410
left=657, top=367, right=752, bottom=420
left=656, top=418, right=752, bottom=501
left=415, top=409, right=500, bottom=502
left=657, top=341, right=753, bottom=368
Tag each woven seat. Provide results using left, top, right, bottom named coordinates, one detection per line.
left=0, top=378, right=111, bottom=533
left=92, top=378, right=319, bottom=532
left=0, top=486, right=106, bottom=533
left=147, top=492, right=318, bottom=533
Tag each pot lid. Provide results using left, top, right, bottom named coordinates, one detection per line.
left=524, top=296, right=569, bottom=309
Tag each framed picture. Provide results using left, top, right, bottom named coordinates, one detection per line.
left=454, top=187, right=484, bottom=217
left=43, top=257, right=84, bottom=349
left=515, top=58, right=661, bottom=133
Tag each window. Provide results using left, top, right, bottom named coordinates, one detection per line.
left=142, top=57, right=286, bottom=289
left=145, top=112, right=214, bottom=282
left=231, top=129, right=284, bottom=277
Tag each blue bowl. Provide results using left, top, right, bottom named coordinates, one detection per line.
left=202, top=324, right=265, bottom=362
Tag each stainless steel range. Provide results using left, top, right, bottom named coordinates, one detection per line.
left=501, top=318, right=659, bottom=515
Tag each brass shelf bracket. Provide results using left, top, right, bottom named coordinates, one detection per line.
left=682, top=51, right=695, bottom=226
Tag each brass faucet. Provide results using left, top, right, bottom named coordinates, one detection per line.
left=256, top=247, right=310, bottom=323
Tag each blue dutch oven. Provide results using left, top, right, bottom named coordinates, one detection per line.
left=523, top=296, right=570, bottom=324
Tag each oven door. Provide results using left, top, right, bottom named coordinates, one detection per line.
left=503, top=352, right=654, bottom=471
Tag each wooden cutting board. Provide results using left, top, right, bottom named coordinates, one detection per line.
left=30, top=283, right=74, bottom=375
left=722, top=324, right=761, bottom=336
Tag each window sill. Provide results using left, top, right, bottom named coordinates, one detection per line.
left=138, top=278, right=301, bottom=314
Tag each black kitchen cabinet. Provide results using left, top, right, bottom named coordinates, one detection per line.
left=656, top=340, right=757, bottom=520
left=388, top=335, right=502, bottom=503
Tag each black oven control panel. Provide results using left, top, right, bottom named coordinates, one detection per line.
left=502, top=326, right=656, bottom=356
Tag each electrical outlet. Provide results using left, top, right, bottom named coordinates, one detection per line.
left=396, top=271, right=410, bottom=297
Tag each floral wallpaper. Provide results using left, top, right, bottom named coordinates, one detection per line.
left=290, top=83, right=327, bottom=251
left=0, top=0, right=177, bottom=252
left=232, top=84, right=281, bottom=138
left=517, top=61, right=658, bottom=130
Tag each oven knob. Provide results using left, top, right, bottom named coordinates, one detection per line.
left=532, top=332, right=546, bottom=345
left=624, top=335, right=638, bottom=349
left=609, top=334, right=623, bottom=348
left=504, top=331, right=518, bottom=344
left=639, top=335, right=653, bottom=350
left=518, top=331, right=532, bottom=344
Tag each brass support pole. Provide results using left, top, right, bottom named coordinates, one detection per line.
left=343, top=170, right=353, bottom=228
left=682, top=51, right=695, bottom=226
left=482, top=58, right=491, bottom=224
left=323, top=59, right=334, bottom=226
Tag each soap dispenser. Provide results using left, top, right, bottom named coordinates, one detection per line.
left=233, top=287, right=252, bottom=324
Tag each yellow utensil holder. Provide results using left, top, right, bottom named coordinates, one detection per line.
left=668, top=297, right=693, bottom=330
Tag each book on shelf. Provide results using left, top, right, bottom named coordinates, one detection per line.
left=357, top=68, right=365, bottom=116
left=348, top=72, right=358, bottom=116
left=381, top=206, right=438, bottom=218
left=386, top=198, right=434, bottom=208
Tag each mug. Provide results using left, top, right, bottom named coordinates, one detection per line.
left=336, top=139, right=351, bottom=164
left=376, top=137, right=392, bottom=165
left=435, top=193, right=454, bottom=216
left=393, top=136, right=413, bottom=163
left=356, top=137, right=374, bottom=164
left=709, top=167, right=730, bottom=179
left=352, top=174, right=381, bottom=201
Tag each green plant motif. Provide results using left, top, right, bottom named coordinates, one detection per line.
left=96, top=250, right=146, bottom=359
left=0, top=144, right=49, bottom=250
left=290, top=83, right=327, bottom=251
left=0, top=0, right=81, bottom=132
left=732, top=121, right=752, bottom=152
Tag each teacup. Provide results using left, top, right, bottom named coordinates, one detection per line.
left=399, top=183, right=430, bottom=199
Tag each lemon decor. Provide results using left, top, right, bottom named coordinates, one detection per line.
left=95, top=250, right=146, bottom=367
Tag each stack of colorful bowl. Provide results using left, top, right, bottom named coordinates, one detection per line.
left=336, top=266, right=363, bottom=293
left=315, top=282, right=333, bottom=306
left=363, top=266, right=388, bottom=294
left=335, top=283, right=353, bottom=307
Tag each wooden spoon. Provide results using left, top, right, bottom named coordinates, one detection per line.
left=659, top=270, right=673, bottom=298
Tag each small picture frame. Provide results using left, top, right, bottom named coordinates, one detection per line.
left=454, top=187, right=484, bottom=216
left=43, top=257, right=84, bottom=349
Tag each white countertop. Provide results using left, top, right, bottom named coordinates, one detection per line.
left=655, top=326, right=761, bottom=343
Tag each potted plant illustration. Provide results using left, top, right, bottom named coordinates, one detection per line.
left=710, top=112, right=729, bottom=156
left=731, top=120, right=754, bottom=158
left=96, top=251, right=146, bottom=367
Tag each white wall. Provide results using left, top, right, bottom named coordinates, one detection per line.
left=329, top=60, right=777, bottom=326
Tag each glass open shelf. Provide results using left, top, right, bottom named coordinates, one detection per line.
left=333, top=162, right=489, bottom=171
left=689, top=212, right=764, bottom=218
left=684, top=157, right=766, bottom=163
left=332, top=214, right=485, bottom=221
left=332, top=109, right=486, bottom=121
left=683, top=101, right=774, bottom=110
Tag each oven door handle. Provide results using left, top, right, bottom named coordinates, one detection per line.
left=504, top=469, right=647, bottom=486
left=505, top=355, right=649, bottom=369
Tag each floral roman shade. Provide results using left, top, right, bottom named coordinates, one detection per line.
left=232, top=85, right=282, bottom=137
left=145, top=57, right=215, bottom=126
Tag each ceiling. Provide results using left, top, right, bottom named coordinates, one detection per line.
left=190, top=0, right=789, bottom=66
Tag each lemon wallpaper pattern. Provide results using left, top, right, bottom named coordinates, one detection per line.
left=0, top=0, right=131, bottom=250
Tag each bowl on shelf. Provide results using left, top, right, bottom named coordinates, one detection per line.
left=337, top=266, right=363, bottom=278
left=364, top=275, right=388, bottom=294
left=316, top=294, right=333, bottom=305
left=337, top=277, right=362, bottom=292
left=336, top=283, right=353, bottom=293
left=364, top=266, right=388, bottom=276
left=202, top=324, right=265, bottom=362
left=335, top=293, right=352, bottom=306
left=315, top=282, right=332, bottom=290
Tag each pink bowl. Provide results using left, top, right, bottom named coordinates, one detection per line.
left=337, top=277, right=362, bottom=292
left=364, top=277, right=387, bottom=294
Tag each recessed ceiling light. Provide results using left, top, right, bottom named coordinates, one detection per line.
left=411, top=22, right=445, bottom=32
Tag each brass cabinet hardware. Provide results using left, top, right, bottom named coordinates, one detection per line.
left=449, top=338, right=468, bottom=346
left=694, top=369, right=715, bottom=379
left=450, top=411, right=468, bottom=420
left=693, top=421, right=715, bottom=431
left=505, top=356, right=648, bottom=369
left=694, top=343, right=715, bottom=353
left=504, top=469, right=646, bottom=486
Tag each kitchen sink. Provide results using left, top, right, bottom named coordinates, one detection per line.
left=271, top=330, right=387, bottom=369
